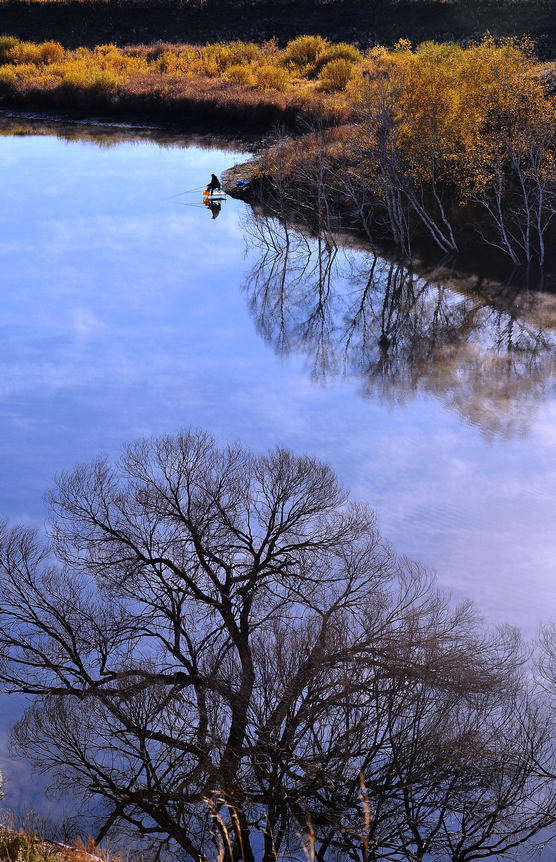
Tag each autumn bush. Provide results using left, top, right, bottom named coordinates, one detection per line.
left=318, top=57, right=354, bottom=91
left=352, top=36, right=556, bottom=262
left=0, top=34, right=352, bottom=130
left=258, top=36, right=555, bottom=266
left=281, top=34, right=329, bottom=73
left=0, top=36, right=19, bottom=63
left=224, top=62, right=254, bottom=85
left=0, top=66, right=17, bottom=83
left=0, top=34, right=358, bottom=112
left=0, top=36, right=20, bottom=62
left=206, top=39, right=263, bottom=70
left=2, top=39, right=63, bottom=64
left=312, top=41, right=362, bottom=74
left=253, top=61, right=289, bottom=91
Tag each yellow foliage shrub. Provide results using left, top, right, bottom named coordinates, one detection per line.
left=201, top=57, right=220, bottom=77
left=202, top=40, right=262, bottom=74
left=37, top=41, right=64, bottom=63
left=225, top=63, right=255, bottom=85
left=94, top=43, right=117, bottom=57
left=218, top=40, right=262, bottom=66
left=92, top=69, right=119, bottom=89
left=61, top=68, right=90, bottom=87
left=261, top=38, right=279, bottom=59
left=73, top=46, right=90, bottom=60
left=6, top=40, right=43, bottom=64
left=0, top=65, right=17, bottom=81
left=359, top=35, right=555, bottom=202
left=254, top=63, right=289, bottom=91
left=171, top=46, right=203, bottom=76
left=318, top=58, right=354, bottom=92
left=313, top=42, right=362, bottom=74
left=282, top=35, right=329, bottom=73
left=157, top=49, right=179, bottom=74
left=13, top=61, right=42, bottom=78
left=0, top=36, right=20, bottom=63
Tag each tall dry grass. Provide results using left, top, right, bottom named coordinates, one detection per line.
left=0, top=816, right=136, bottom=862
left=0, top=35, right=359, bottom=129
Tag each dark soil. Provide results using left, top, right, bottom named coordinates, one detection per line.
left=0, top=0, right=555, bottom=58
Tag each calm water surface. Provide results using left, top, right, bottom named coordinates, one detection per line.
left=0, top=120, right=555, bottom=817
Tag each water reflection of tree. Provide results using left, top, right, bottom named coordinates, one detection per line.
left=242, top=214, right=556, bottom=437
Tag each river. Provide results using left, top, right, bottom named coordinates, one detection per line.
left=0, top=116, right=555, bottom=824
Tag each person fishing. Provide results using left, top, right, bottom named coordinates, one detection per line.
left=206, top=173, right=221, bottom=193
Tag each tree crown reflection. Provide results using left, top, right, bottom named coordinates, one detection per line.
left=242, top=213, right=556, bottom=438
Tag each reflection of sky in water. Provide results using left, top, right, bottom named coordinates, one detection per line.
left=0, top=130, right=555, bottom=818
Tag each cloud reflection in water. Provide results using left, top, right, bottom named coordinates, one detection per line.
left=0, top=126, right=555, bottom=824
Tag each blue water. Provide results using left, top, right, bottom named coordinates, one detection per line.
left=0, top=122, right=555, bottom=822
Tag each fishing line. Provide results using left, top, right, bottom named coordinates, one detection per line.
left=163, top=185, right=205, bottom=201
left=172, top=201, right=209, bottom=209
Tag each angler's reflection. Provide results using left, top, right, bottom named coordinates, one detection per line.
left=242, top=214, right=556, bottom=437
left=203, top=199, right=221, bottom=219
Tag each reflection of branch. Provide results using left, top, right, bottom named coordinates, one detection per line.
left=242, top=212, right=556, bottom=438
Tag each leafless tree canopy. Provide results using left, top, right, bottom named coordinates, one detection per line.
left=0, top=431, right=554, bottom=861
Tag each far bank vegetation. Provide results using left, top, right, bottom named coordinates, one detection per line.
left=0, top=33, right=554, bottom=264
left=0, top=35, right=362, bottom=124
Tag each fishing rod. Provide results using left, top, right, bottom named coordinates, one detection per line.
left=163, top=185, right=206, bottom=201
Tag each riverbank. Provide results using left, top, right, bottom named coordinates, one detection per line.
left=0, top=35, right=359, bottom=135
left=1, top=35, right=554, bottom=270
left=221, top=39, right=556, bottom=271
left=0, top=80, right=337, bottom=138
left=0, top=108, right=259, bottom=149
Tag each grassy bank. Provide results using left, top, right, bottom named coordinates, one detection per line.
left=0, top=828, right=104, bottom=862
left=0, top=35, right=361, bottom=133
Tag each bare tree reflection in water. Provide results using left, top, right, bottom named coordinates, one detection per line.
left=243, top=212, right=340, bottom=382
left=242, top=213, right=556, bottom=438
